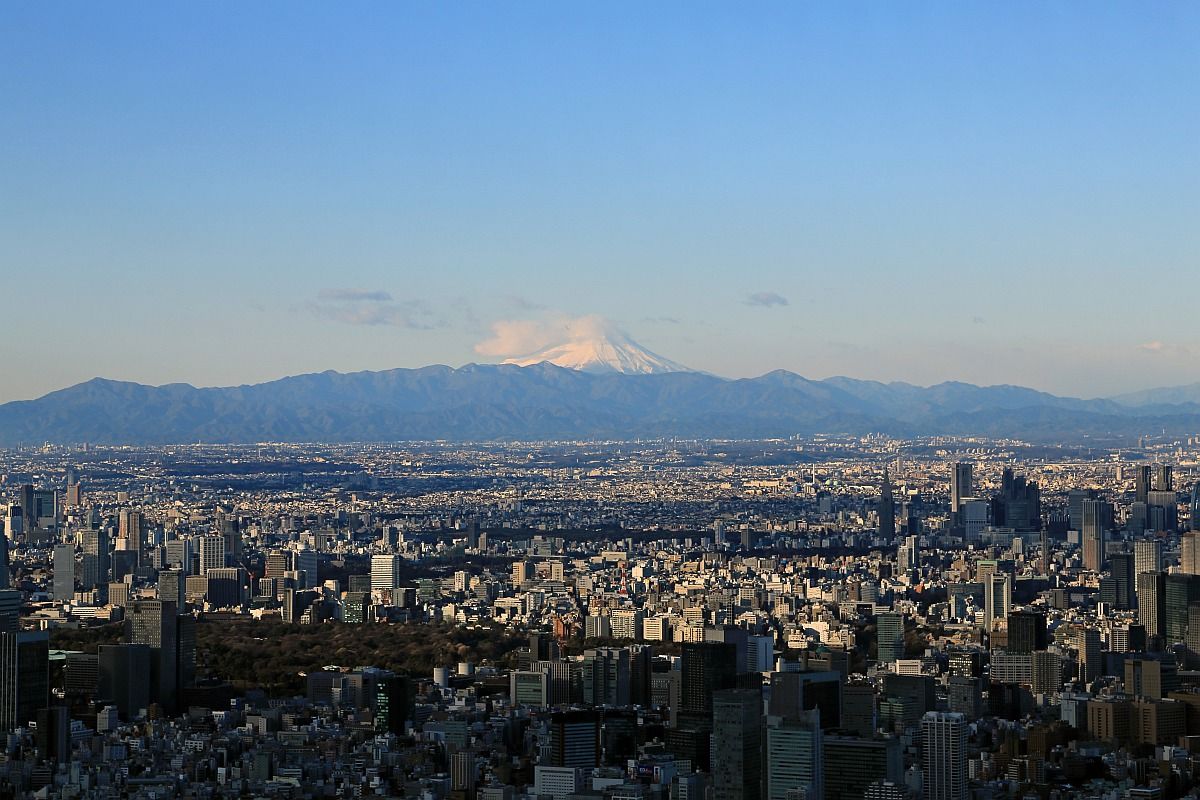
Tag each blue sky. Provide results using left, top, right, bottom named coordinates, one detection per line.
left=2, top=3, right=1198, bottom=401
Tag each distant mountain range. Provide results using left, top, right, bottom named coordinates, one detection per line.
left=4, top=363, right=1200, bottom=445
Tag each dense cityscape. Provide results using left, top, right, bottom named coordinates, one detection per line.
left=1, top=434, right=1200, bottom=798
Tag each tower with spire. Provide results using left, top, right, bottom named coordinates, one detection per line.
left=878, top=466, right=896, bottom=540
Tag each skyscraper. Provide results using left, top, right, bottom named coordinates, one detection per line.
left=1108, top=552, right=1135, bottom=610
left=876, top=612, right=905, bottom=665
left=679, top=641, right=738, bottom=722
left=52, top=543, right=74, bottom=602
left=371, top=554, right=402, bottom=596
left=877, top=467, right=895, bottom=540
left=126, top=599, right=178, bottom=713
left=1134, top=538, right=1163, bottom=577
left=97, top=643, right=151, bottom=720
left=0, top=631, right=49, bottom=732
left=1006, top=611, right=1047, bottom=654
left=118, top=509, right=144, bottom=557
left=81, top=527, right=109, bottom=589
left=921, top=712, right=967, bottom=800
left=197, top=535, right=226, bottom=575
left=950, top=463, right=973, bottom=518
left=549, top=710, right=600, bottom=769
left=1135, top=465, right=1153, bottom=504
left=1165, top=574, right=1200, bottom=642
left=1081, top=499, right=1113, bottom=572
left=983, top=574, right=1011, bottom=633
left=1181, top=533, right=1200, bottom=575
left=1137, top=572, right=1165, bottom=639
left=711, top=687, right=763, bottom=800
left=764, top=710, right=822, bottom=800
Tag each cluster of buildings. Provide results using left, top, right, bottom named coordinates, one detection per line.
left=2, top=438, right=1200, bottom=797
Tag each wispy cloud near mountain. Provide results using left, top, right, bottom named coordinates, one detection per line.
left=308, top=289, right=439, bottom=329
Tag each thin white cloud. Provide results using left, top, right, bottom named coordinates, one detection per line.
left=1138, top=340, right=1166, bottom=353
left=475, top=313, right=618, bottom=357
left=745, top=291, right=789, bottom=308
left=307, top=290, right=439, bottom=329
left=318, top=288, right=393, bottom=302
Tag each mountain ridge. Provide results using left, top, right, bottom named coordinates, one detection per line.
left=3, top=364, right=1200, bottom=445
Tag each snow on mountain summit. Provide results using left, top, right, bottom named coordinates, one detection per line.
left=502, top=326, right=691, bottom=374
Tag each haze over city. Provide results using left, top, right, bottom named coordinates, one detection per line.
left=4, top=4, right=1199, bottom=402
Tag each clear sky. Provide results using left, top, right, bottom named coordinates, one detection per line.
left=3, top=2, right=1198, bottom=402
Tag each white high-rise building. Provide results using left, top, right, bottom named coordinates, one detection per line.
left=609, top=609, right=643, bottom=640
left=371, top=554, right=402, bottom=594
left=197, top=535, right=226, bottom=575
left=1134, top=538, right=1163, bottom=576
left=921, top=711, right=967, bottom=800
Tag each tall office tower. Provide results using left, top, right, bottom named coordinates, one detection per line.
left=983, top=574, right=1011, bottom=633
left=549, top=710, right=600, bottom=769
left=876, top=612, right=905, bottom=665
left=64, top=471, right=82, bottom=507
left=1147, top=490, right=1179, bottom=532
left=293, top=549, right=318, bottom=588
left=1187, top=606, right=1200, bottom=670
left=1154, top=464, right=1173, bottom=492
left=206, top=567, right=247, bottom=607
left=1081, top=499, right=1113, bottom=571
left=0, top=631, right=49, bottom=732
left=764, top=710, right=822, bottom=800
left=711, top=688, right=763, bottom=800
left=52, top=544, right=74, bottom=601
left=126, top=600, right=178, bottom=713
left=118, top=510, right=144, bottom=555
left=158, top=568, right=186, bottom=610
left=1137, top=572, right=1166, bottom=638
left=679, top=641, right=737, bottom=722
left=581, top=647, right=631, bottom=706
left=1134, top=539, right=1163, bottom=577
left=264, top=550, right=291, bottom=581
left=1074, top=628, right=1102, bottom=683
left=1039, top=527, right=1051, bottom=575
left=164, top=538, right=191, bottom=572
left=824, top=736, right=903, bottom=800
left=97, top=644, right=151, bottom=720
left=176, top=614, right=196, bottom=691
left=921, top=712, right=967, bottom=800
left=1007, top=612, right=1047, bottom=654
left=1135, top=465, right=1153, bottom=504
left=196, top=535, right=226, bottom=575
left=841, top=683, right=878, bottom=736
left=375, top=675, right=415, bottom=735
left=1191, top=483, right=1200, bottom=530
left=950, top=463, right=973, bottom=519
left=994, top=468, right=1042, bottom=531
left=0, top=533, right=9, bottom=590
left=0, top=590, right=20, bottom=635
left=877, top=467, right=896, bottom=540
left=1067, top=489, right=1100, bottom=532
left=767, top=671, right=841, bottom=730
left=371, top=554, right=402, bottom=596
left=1165, top=574, right=1200, bottom=642
left=1182, top=533, right=1200, bottom=575
left=80, top=527, right=109, bottom=589
left=216, top=512, right=240, bottom=561
left=609, top=608, right=643, bottom=640
left=1108, top=552, right=1136, bottom=610
left=22, top=487, right=57, bottom=531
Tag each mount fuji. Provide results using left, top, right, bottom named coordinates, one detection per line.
left=501, top=327, right=692, bottom=374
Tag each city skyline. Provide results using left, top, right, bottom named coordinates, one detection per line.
left=4, top=4, right=1200, bottom=402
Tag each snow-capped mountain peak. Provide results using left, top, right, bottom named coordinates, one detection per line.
left=502, top=326, right=691, bottom=375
